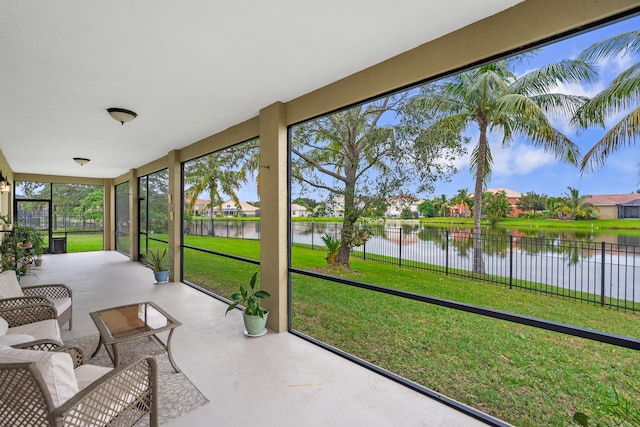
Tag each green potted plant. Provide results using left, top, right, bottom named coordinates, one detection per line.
left=225, top=272, right=271, bottom=336
left=141, top=248, right=169, bottom=283
left=31, top=230, right=45, bottom=266
left=0, top=214, right=12, bottom=231
left=14, top=222, right=41, bottom=248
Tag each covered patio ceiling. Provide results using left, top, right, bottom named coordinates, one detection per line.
left=0, top=0, right=522, bottom=179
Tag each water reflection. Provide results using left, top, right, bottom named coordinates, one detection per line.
left=290, top=221, right=640, bottom=306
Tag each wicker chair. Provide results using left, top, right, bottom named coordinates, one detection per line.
left=0, top=345, right=158, bottom=427
left=0, top=302, right=63, bottom=348
left=0, top=270, right=73, bottom=330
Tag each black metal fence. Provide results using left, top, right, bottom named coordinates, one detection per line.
left=18, top=213, right=103, bottom=232
left=290, top=222, right=640, bottom=313
left=184, top=218, right=260, bottom=239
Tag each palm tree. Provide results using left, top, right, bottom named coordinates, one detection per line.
left=575, top=30, right=640, bottom=173
left=432, top=194, right=449, bottom=217
left=419, top=57, right=596, bottom=272
left=556, top=187, right=597, bottom=220
left=184, top=149, right=248, bottom=223
left=450, top=188, right=473, bottom=217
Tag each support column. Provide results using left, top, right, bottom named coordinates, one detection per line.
left=128, top=169, right=140, bottom=261
left=168, top=150, right=182, bottom=282
left=103, top=178, right=113, bottom=251
left=259, top=102, right=288, bottom=333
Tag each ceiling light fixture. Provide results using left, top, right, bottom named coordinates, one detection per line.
left=73, top=157, right=91, bottom=166
left=0, top=171, right=10, bottom=193
left=107, top=107, right=137, bottom=125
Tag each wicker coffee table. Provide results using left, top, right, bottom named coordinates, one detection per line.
left=90, top=301, right=182, bottom=373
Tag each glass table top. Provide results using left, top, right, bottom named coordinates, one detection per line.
left=94, top=301, right=178, bottom=340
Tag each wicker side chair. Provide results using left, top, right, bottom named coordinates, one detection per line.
left=23, top=283, right=73, bottom=329
left=0, top=270, right=73, bottom=330
left=0, top=302, right=58, bottom=327
left=0, top=345, right=158, bottom=427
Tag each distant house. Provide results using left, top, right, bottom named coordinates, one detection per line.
left=385, top=195, right=424, bottom=218
left=184, top=198, right=210, bottom=216
left=204, top=199, right=260, bottom=217
left=468, top=188, right=523, bottom=217
left=449, top=203, right=470, bottom=217
left=584, top=194, right=640, bottom=219
left=325, top=196, right=345, bottom=217
left=484, top=188, right=523, bottom=217
left=291, top=203, right=309, bottom=217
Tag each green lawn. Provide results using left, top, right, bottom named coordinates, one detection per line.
left=59, top=233, right=104, bottom=253
left=183, top=236, right=639, bottom=427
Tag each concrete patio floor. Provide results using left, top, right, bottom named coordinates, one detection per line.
left=21, top=251, right=493, bottom=427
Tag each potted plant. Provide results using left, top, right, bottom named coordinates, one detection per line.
left=225, top=272, right=271, bottom=336
left=14, top=222, right=41, bottom=248
left=0, top=214, right=12, bottom=231
left=29, top=229, right=45, bottom=266
left=141, top=248, right=169, bottom=283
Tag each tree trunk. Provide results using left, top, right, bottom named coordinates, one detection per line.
left=472, top=122, right=487, bottom=274
left=337, top=191, right=357, bottom=267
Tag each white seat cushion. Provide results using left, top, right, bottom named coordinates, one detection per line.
left=0, top=316, right=8, bottom=335
left=0, top=270, right=24, bottom=298
left=9, top=319, right=61, bottom=343
left=0, top=333, right=35, bottom=346
left=74, top=364, right=113, bottom=390
left=0, top=347, right=79, bottom=407
left=51, top=297, right=72, bottom=315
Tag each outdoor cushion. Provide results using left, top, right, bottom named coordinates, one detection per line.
left=0, top=316, right=7, bottom=335
left=9, top=318, right=61, bottom=343
left=0, top=346, right=79, bottom=407
left=50, top=298, right=72, bottom=317
left=0, top=270, right=24, bottom=298
left=0, top=333, right=35, bottom=346
left=74, top=364, right=113, bottom=390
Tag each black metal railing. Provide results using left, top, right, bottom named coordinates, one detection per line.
left=183, top=218, right=260, bottom=239
left=290, top=223, right=640, bottom=313
left=179, top=219, right=640, bottom=312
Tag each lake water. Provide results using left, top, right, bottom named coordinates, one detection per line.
left=186, top=219, right=640, bottom=307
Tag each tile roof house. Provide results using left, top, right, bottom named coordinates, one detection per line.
left=184, top=198, right=211, bottom=216
left=471, top=188, right=523, bottom=217
left=584, top=194, right=640, bottom=219
left=291, top=203, right=310, bottom=217
left=207, top=200, right=260, bottom=217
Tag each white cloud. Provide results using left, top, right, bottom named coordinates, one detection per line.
left=491, top=143, right=557, bottom=177
left=596, top=50, right=636, bottom=76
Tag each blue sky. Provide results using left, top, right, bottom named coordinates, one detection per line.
left=431, top=14, right=640, bottom=199
left=231, top=14, right=640, bottom=204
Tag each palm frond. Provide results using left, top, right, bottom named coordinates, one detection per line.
left=580, top=107, right=640, bottom=173
left=510, top=114, right=580, bottom=165
left=511, top=59, right=598, bottom=95
left=574, top=66, right=640, bottom=128
left=578, top=30, right=640, bottom=63
left=528, top=93, right=590, bottom=122
left=470, top=142, right=493, bottom=185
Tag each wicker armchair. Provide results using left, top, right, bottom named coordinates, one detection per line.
left=0, top=345, right=158, bottom=426
left=0, top=301, right=57, bottom=327
left=0, top=270, right=73, bottom=330
left=0, top=303, right=62, bottom=348
left=24, top=283, right=73, bottom=329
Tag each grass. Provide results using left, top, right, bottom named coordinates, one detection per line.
left=422, top=217, right=640, bottom=232
left=54, top=232, right=104, bottom=253
left=182, top=236, right=639, bottom=427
